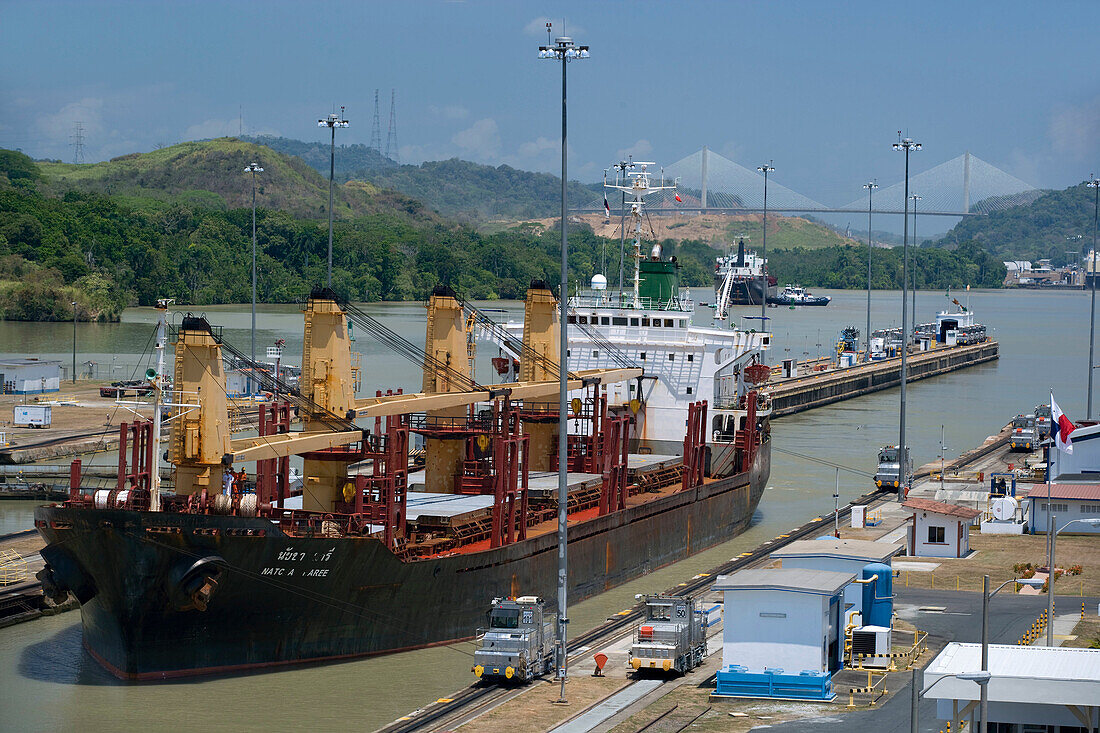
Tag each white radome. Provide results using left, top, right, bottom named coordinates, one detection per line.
left=590, top=274, right=607, bottom=290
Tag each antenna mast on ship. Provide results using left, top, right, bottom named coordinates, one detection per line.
left=604, top=162, right=677, bottom=308
left=149, top=299, right=172, bottom=512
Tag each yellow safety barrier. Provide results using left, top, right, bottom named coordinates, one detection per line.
left=847, top=669, right=889, bottom=708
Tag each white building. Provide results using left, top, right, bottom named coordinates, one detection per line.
left=924, top=643, right=1100, bottom=731
left=902, top=498, right=980, bottom=558
left=1047, top=422, right=1100, bottom=479
left=769, top=539, right=902, bottom=625
left=713, top=567, right=854, bottom=675
left=1026, top=483, right=1100, bottom=535
left=0, top=359, right=61, bottom=394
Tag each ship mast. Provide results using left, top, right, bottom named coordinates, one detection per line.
left=149, top=299, right=171, bottom=512
left=603, top=162, right=677, bottom=308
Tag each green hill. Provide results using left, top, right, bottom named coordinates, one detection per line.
left=36, top=138, right=432, bottom=222
left=942, top=182, right=1096, bottom=264
left=247, top=135, right=595, bottom=221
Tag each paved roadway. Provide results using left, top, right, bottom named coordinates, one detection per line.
left=758, top=587, right=1099, bottom=733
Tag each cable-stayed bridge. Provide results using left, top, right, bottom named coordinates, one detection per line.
left=575, top=147, right=1039, bottom=219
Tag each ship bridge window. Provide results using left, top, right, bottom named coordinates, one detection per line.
left=592, top=350, right=599, bottom=358
left=664, top=319, right=674, bottom=327
left=601, top=317, right=610, bottom=325
left=642, top=318, right=650, bottom=326
left=687, top=354, right=694, bottom=362
left=640, top=352, right=647, bottom=360
left=686, top=386, right=693, bottom=394
left=612, top=317, right=627, bottom=326
left=578, top=316, right=588, bottom=324
left=489, top=609, right=521, bottom=629
left=630, top=318, right=639, bottom=326
left=567, top=315, right=576, bottom=324
left=668, top=353, right=675, bottom=361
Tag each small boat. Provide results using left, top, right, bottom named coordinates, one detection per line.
left=767, top=284, right=830, bottom=307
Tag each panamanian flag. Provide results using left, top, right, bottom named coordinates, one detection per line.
left=604, top=193, right=611, bottom=221
left=1050, top=394, right=1076, bottom=454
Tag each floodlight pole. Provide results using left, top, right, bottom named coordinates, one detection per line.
left=911, top=195, right=921, bottom=322
left=864, top=182, right=878, bottom=357
left=1087, top=176, right=1099, bottom=419
left=539, top=29, right=588, bottom=704
left=757, top=162, right=774, bottom=327
left=893, top=135, right=920, bottom=501
left=245, top=162, right=263, bottom=393
left=318, top=109, right=349, bottom=288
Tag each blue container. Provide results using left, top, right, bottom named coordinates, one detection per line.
left=861, top=562, right=893, bottom=627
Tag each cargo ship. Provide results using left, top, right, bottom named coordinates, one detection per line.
left=713, top=237, right=777, bottom=307
left=34, top=281, right=771, bottom=679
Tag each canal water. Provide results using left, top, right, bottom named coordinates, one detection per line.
left=0, top=287, right=1090, bottom=731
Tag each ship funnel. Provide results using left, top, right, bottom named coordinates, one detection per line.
left=737, top=238, right=745, bottom=267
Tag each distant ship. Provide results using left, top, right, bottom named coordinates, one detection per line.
left=767, top=284, right=830, bottom=307
left=713, top=238, right=776, bottom=307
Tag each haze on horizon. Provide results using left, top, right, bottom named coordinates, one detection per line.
left=2, top=0, right=1098, bottom=212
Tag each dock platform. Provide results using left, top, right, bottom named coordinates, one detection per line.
left=765, top=340, right=999, bottom=417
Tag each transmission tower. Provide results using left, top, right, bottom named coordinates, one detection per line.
left=70, top=121, right=85, bottom=164
left=369, top=89, right=382, bottom=152
left=385, top=89, right=399, bottom=163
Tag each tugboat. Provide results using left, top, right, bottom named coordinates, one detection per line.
left=767, top=284, right=830, bottom=307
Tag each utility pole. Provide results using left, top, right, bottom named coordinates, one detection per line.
left=539, top=26, right=588, bottom=704
left=318, top=109, right=349, bottom=289
left=893, top=134, right=921, bottom=501
left=864, top=181, right=878, bottom=357
left=70, top=121, right=85, bottom=165
left=71, top=301, right=77, bottom=383
left=1087, top=175, right=1099, bottom=419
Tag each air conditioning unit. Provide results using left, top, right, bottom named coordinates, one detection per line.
left=851, top=625, right=891, bottom=665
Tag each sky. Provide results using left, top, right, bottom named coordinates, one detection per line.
left=2, top=0, right=1099, bottom=214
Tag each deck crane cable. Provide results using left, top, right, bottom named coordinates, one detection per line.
left=216, top=336, right=358, bottom=432
left=454, top=295, right=577, bottom=380
left=339, top=299, right=485, bottom=392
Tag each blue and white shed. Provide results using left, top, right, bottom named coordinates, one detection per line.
left=0, top=359, right=61, bottom=394
left=769, top=539, right=903, bottom=625
left=714, top=567, right=854, bottom=700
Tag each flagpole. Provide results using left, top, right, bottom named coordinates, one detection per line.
left=1047, top=387, right=1054, bottom=646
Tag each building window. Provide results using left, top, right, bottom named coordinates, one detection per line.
left=1082, top=504, right=1100, bottom=513
left=927, top=526, right=945, bottom=544
left=630, top=318, right=639, bottom=327
left=687, top=354, right=694, bottom=362
left=592, top=350, right=599, bottom=358
left=640, top=352, right=646, bottom=360
left=668, top=353, right=675, bottom=361
left=1041, top=502, right=1069, bottom=513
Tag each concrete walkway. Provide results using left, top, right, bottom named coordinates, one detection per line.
left=548, top=679, right=662, bottom=733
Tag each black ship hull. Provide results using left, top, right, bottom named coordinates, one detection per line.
left=35, top=442, right=770, bottom=679
left=712, top=277, right=775, bottom=306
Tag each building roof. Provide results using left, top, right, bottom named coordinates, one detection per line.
left=902, top=498, right=981, bottom=519
left=0, top=358, right=62, bottom=367
left=713, top=567, right=855, bottom=595
left=1026, top=483, right=1100, bottom=501
left=925, top=643, right=1100, bottom=706
left=770, top=538, right=903, bottom=563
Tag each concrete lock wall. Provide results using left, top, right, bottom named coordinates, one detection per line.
left=721, top=589, right=828, bottom=673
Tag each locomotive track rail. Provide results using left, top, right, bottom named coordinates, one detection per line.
left=376, top=484, right=899, bottom=733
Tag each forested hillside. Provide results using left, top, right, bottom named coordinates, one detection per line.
left=943, top=182, right=1097, bottom=264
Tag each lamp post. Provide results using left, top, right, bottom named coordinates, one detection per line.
left=538, top=26, right=588, bottom=703
left=893, top=134, right=921, bottom=500
left=71, top=301, right=77, bottom=383
left=1046, top=516, right=1100, bottom=646
left=244, top=162, right=263, bottom=394
left=911, top=669, right=991, bottom=733
left=911, top=194, right=922, bottom=322
left=757, top=162, right=774, bottom=325
left=863, top=181, right=878, bottom=357
left=978, top=576, right=1039, bottom=733
left=318, top=109, right=349, bottom=288
left=1087, top=176, right=1099, bottom=419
